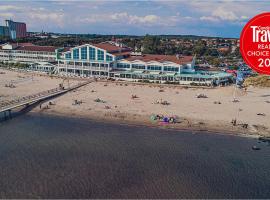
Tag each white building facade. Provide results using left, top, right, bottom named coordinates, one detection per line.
left=0, top=43, right=57, bottom=63
left=57, top=43, right=126, bottom=77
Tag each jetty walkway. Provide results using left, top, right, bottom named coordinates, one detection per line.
left=0, top=81, right=91, bottom=119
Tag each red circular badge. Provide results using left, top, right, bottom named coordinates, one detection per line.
left=240, top=12, right=270, bottom=75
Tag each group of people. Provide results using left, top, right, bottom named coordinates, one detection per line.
left=151, top=114, right=177, bottom=123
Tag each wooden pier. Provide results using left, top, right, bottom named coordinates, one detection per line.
left=0, top=81, right=91, bottom=119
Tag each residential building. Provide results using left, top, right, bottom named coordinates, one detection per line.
left=5, top=20, right=27, bottom=39
left=0, top=20, right=27, bottom=39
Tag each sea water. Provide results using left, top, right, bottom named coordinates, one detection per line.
left=0, top=113, right=269, bottom=198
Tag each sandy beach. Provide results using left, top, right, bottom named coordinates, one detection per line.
left=1, top=68, right=270, bottom=137
left=0, top=68, right=79, bottom=101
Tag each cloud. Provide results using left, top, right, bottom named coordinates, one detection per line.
left=212, top=7, right=238, bottom=21
left=186, top=1, right=269, bottom=23
left=0, top=4, right=65, bottom=28
left=0, top=12, right=15, bottom=18
left=28, top=10, right=64, bottom=25
left=129, top=14, right=159, bottom=24
left=80, top=12, right=160, bottom=26
left=200, top=16, right=219, bottom=22
left=200, top=7, right=249, bottom=23
left=0, top=5, right=22, bottom=11
left=80, top=10, right=196, bottom=29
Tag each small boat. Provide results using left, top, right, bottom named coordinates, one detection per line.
left=252, top=146, right=261, bottom=150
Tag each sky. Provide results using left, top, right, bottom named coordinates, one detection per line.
left=0, top=0, right=269, bottom=38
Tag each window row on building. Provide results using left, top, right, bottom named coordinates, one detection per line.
left=0, top=50, right=55, bottom=55
left=147, top=65, right=162, bottom=71
left=59, top=61, right=110, bottom=68
left=116, top=63, right=180, bottom=72
left=0, top=54, right=54, bottom=59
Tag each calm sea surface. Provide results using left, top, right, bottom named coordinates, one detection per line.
left=0, top=113, right=269, bottom=199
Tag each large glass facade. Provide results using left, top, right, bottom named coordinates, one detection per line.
left=147, top=65, right=162, bottom=71
left=97, top=49, right=104, bottom=61
left=164, top=66, right=179, bottom=72
left=73, top=49, right=79, bottom=60
left=81, top=47, right=87, bottom=60
left=106, top=54, right=113, bottom=61
left=89, top=47, right=96, bottom=60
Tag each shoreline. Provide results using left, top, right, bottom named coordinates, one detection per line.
left=31, top=108, right=261, bottom=139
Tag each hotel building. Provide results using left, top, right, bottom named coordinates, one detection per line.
left=0, top=43, right=58, bottom=72
left=58, top=42, right=196, bottom=78
left=0, top=41, right=233, bottom=86
left=58, top=42, right=231, bottom=85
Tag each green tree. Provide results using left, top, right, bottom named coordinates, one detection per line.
left=142, top=34, right=160, bottom=54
